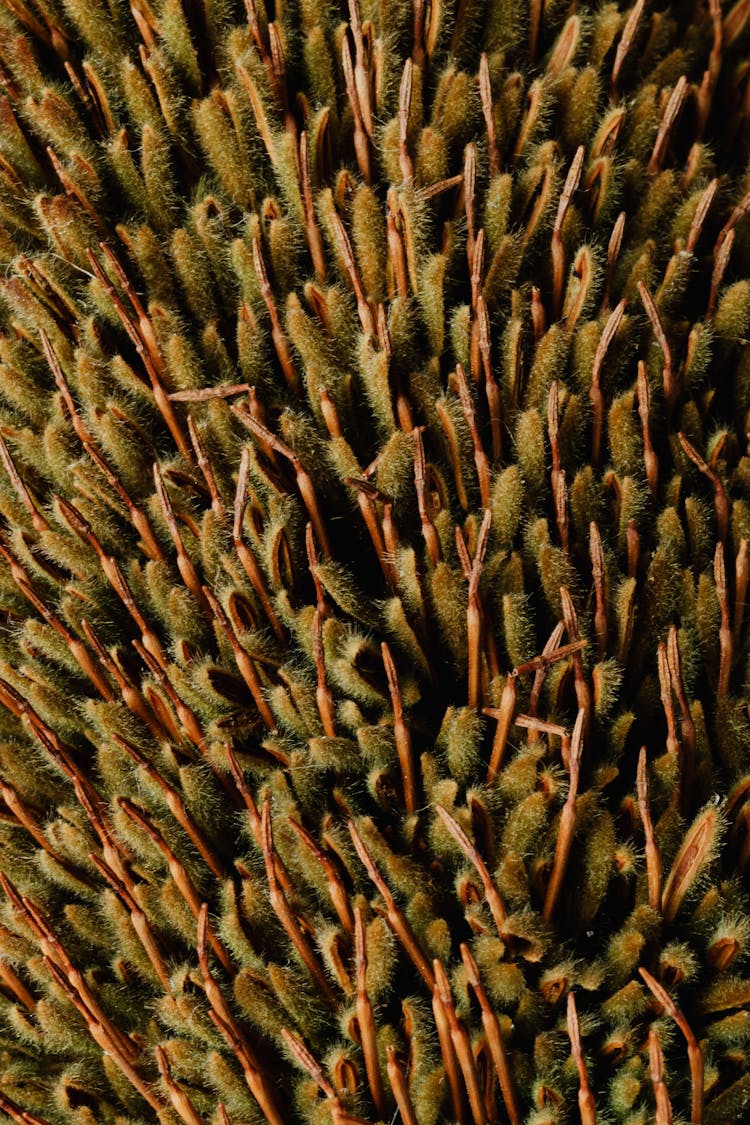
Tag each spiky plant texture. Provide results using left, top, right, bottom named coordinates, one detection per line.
left=0, top=0, right=749, bottom=1122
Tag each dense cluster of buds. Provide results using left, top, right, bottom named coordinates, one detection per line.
left=0, top=0, right=749, bottom=1122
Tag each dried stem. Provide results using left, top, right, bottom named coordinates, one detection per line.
left=678, top=432, right=729, bottom=544
left=567, top=992, right=597, bottom=1123
left=354, top=908, right=387, bottom=1117
left=484, top=673, right=516, bottom=780
left=648, top=1028, right=673, bottom=1124
left=386, top=1047, right=419, bottom=1125
left=348, top=820, right=435, bottom=988
left=639, top=967, right=703, bottom=1125
left=436, top=804, right=506, bottom=934
left=714, top=542, right=733, bottom=695
left=543, top=708, right=585, bottom=922
left=636, top=747, right=662, bottom=912
left=260, top=797, right=337, bottom=1004
left=636, top=360, right=658, bottom=497
left=638, top=282, right=675, bottom=415
left=382, top=641, right=418, bottom=812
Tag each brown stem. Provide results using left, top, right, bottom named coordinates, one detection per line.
left=386, top=1047, right=419, bottom=1125
left=155, top=1045, right=204, bottom=1125
left=638, top=282, right=675, bottom=415
left=714, top=542, right=733, bottom=695
left=354, top=908, right=387, bottom=1117
left=611, top=0, right=645, bottom=95
left=566, top=991, right=597, bottom=1124
left=484, top=673, right=516, bottom=780
left=639, top=968, right=703, bottom=1125
left=382, top=641, right=418, bottom=812
left=543, top=708, right=584, bottom=922
left=734, top=538, right=749, bottom=646
left=636, top=360, right=658, bottom=497
left=348, top=820, right=435, bottom=988
left=647, top=76, right=688, bottom=174
left=551, top=147, right=585, bottom=320
left=413, top=427, right=442, bottom=564
left=636, top=747, right=662, bottom=912
left=648, top=1028, right=673, bottom=1124
left=260, top=798, right=337, bottom=1004
left=436, top=804, right=506, bottom=933
left=434, top=959, right=486, bottom=1125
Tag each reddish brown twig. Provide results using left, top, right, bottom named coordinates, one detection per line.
left=479, top=54, right=500, bottom=176
left=665, top=626, right=696, bottom=815
left=413, top=427, right=442, bottom=564
left=647, top=76, right=688, bottom=174
left=313, top=608, right=337, bottom=737
left=156, top=1045, right=204, bottom=1125
left=0, top=431, right=49, bottom=533
left=461, top=944, right=521, bottom=1124
left=434, top=959, right=486, bottom=1124
left=687, top=178, right=719, bottom=253
left=566, top=991, right=597, bottom=1124
left=561, top=588, right=592, bottom=734
left=153, top=463, right=210, bottom=615
left=86, top=245, right=192, bottom=461
left=459, top=509, right=492, bottom=710
left=260, top=797, right=337, bottom=1004
left=707, top=227, right=734, bottom=320
left=283, top=1028, right=368, bottom=1123
left=456, top=364, right=491, bottom=508
left=678, top=432, right=729, bottom=544
left=232, top=447, right=286, bottom=643
left=636, top=747, right=662, bottom=912
left=636, top=361, right=658, bottom=497
left=289, top=818, right=353, bottom=934
left=233, top=406, right=333, bottom=557
left=348, top=820, right=435, bottom=988
left=382, top=641, right=418, bottom=812
left=197, top=904, right=285, bottom=1125
left=386, top=1046, right=419, bottom=1125
left=551, top=147, right=585, bottom=320
left=589, top=522, right=608, bottom=659
left=648, top=1028, right=673, bottom=1124
left=113, top=733, right=226, bottom=879
left=119, top=797, right=233, bottom=973
left=638, top=282, right=676, bottom=415
left=299, top=130, right=327, bottom=282
left=543, top=708, right=585, bottom=922
left=332, top=211, right=376, bottom=336
left=252, top=235, right=298, bottom=389
left=601, top=211, right=626, bottom=312
left=89, top=851, right=171, bottom=989
left=657, top=643, right=680, bottom=766
left=203, top=586, right=276, bottom=730
left=354, top=908, right=387, bottom=1117
left=525, top=622, right=565, bottom=743
left=484, top=673, right=516, bottom=780
left=0, top=1091, right=53, bottom=1125
left=398, top=58, right=414, bottom=182
left=611, top=0, right=645, bottom=95
left=639, top=968, right=703, bottom=1125
left=734, top=538, right=749, bottom=647
left=436, top=804, right=506, bottom=934
left=714, top=542, right=733, bottom=696
left=590, top=299, right=626, bottom=469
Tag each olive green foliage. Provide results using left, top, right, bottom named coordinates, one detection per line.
left=0, top=0, right=749, bottom=1123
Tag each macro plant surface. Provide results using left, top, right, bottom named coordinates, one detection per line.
left=0, top=0, right=749, bottom=1122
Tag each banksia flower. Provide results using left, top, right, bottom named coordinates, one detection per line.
left=1, top=0, right=750, bottom=1122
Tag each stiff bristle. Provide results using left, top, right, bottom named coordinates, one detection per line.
left=0, top=1, right=749, bottom=1123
